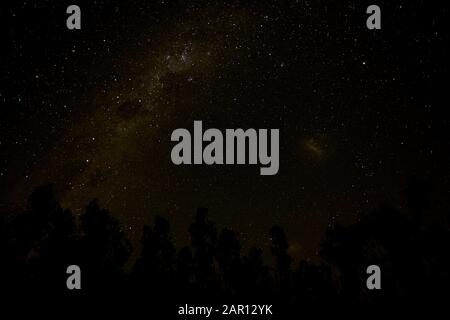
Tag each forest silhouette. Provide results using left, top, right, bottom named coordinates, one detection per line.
left=0, top=178, right=449, bottom=311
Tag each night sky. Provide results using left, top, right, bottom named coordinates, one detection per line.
left=1, top=1, right=449, bottom=260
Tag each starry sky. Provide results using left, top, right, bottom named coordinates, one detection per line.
left=1, top=0, right=449, bottom=260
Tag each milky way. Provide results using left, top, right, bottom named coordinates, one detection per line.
left=1, top=1, right=447, bottom=260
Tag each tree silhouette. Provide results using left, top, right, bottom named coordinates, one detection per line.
left=133, top=216, right=175, bottom=294
left=0, top=179, right=449, bottom=305
left=78, top=198, right=131, bottom=292
left=2, top=185, right=76, bottom=292
left=320, top=204, right=450, bottom=302
left=269, top=225, right=292, bottom=284
left=238, top=247, right=273, bottom=298
left=175, top=245, right=194, bottom=295
left=216, top=228, right=241, bottom=295
left=293, top=260, right=335, bottom=302
left=188, top=207, right=219, bottom=295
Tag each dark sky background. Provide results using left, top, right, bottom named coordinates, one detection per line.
left=1, top=0, right=449, bottom=261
